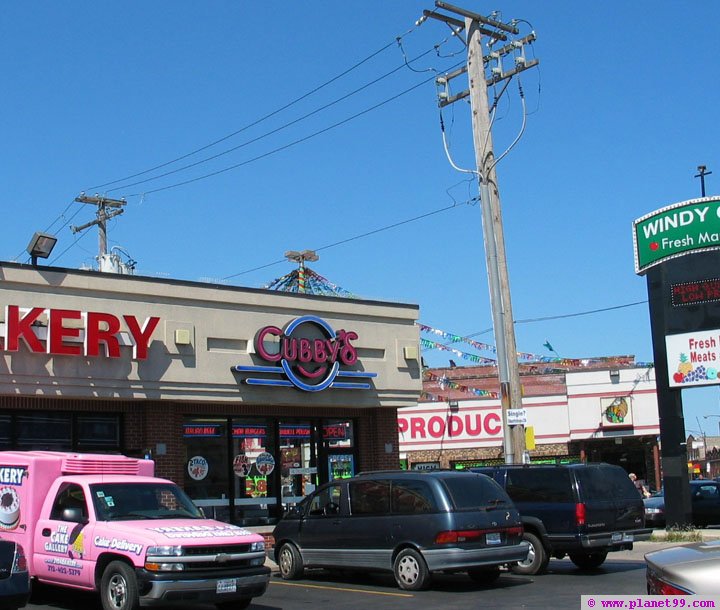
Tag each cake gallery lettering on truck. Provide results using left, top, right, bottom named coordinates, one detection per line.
left=0, top=451, right=269, bottom=610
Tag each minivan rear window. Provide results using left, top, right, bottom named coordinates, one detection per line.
left=442, top=474, right=511, bottom=510
left=391, top=479, right=437, bottom=514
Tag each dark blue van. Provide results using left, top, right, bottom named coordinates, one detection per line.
left=272, top=470, right=529, bottom=590
left=473, top=464, right=652, bottom=574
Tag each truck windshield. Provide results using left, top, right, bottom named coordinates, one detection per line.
left=89, top=482, right=205, bottom=521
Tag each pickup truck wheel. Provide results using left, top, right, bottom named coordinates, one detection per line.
left=100, top=560, right=139, bottom=610
left=569, top=551, right=608, bottom=570
left=393, top=548, right=431, bottom=591
left=277, top=543, right=304, bottom=580
left=510, top=532, right=549, bottom=576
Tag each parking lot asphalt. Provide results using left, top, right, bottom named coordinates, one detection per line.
left=264, top=528, right=720, bottom=570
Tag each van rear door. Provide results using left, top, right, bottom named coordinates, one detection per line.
left=574, top=465, right=644, bottom=536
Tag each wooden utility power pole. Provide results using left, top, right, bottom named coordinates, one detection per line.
left=71, top=194, right=126, bottom=262
left=427, top=2, right=538, bottom=463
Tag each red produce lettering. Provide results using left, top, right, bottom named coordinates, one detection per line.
left=398, top=413, right=503, bottom=439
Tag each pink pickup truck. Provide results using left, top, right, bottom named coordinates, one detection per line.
left=0, top=451, right=270, bottom=610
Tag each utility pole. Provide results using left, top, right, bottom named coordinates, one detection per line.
left=427, top=2, right=538, bottom=463
left=71, top=193, right=126, bottom=270
left=695, top=165, right=712, bottom=197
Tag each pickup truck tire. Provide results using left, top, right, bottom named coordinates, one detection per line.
left=569, top=551, right=608, bottom=570
left=100, top=560, right=140, bottom=610
left=277, top=543, right=304, bottom=580
left=510, top=532, right=549, bottom=576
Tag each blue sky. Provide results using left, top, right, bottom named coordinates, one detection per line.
left=2, top=2, right=719, bottom=435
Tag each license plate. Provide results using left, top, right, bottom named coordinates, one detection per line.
left=612, top=533, right=622, bottom=543
left=217, top=579, right=237, bottom=594
left=486, top=532, right=501, bottom=545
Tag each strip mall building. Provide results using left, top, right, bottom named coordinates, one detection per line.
left=0, top=262, right=422, bottom=525
left=402, top=361, right=662, bottom=490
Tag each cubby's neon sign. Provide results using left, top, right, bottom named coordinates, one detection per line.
left=233, top=315, right=376, bottom=392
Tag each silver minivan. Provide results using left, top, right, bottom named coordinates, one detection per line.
left=272, top=470, right=529, bottom=590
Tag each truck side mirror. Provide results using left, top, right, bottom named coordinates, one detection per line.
left=63, top=507, right=87, bottom=524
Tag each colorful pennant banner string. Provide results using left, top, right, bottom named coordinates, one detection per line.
left=423, top=371, right=499, bottom=398
left=418, top=323, right=653, bottom=367
left=420, top=338, right=497, bottom=364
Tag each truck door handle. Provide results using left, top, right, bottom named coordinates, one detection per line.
left=42, top=528, right=51, bottom=537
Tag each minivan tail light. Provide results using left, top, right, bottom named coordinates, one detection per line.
left=575, top=502, right=586, bottom=526
left=435, top=530, right=485, bottom=544
left=435, top=526, right=522, bottom=545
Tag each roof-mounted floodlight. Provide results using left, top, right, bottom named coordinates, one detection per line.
left=26, top=232, right=57, bottom=265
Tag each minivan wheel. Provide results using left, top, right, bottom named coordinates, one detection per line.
left=510, top=532, right=549, bottom=576
left=393, top=548, right=431, bottom=591
left=278, top=543, right=304, bottom=580
left=568, top=551, right=608, bottom=570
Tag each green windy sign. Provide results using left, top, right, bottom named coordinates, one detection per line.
left=633, top=197, right=720, bottom=274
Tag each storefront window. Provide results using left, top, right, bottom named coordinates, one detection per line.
left=279, top=421, right=316, bottom=508
left=183, top=418, right=229, bottom=521
left=231, top=419, right=277, bottom=525
left=0, top=416, right=11, bottom=450
left=322, top=419, right=355, bottom=480
left=180, top=416, right=358, bottom=524
left=16, top=413, right=72, bottom=449
left=77, top=415, right=120, bottom=448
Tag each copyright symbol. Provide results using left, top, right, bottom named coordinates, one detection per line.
left=588, top=600, right=596, bottom=608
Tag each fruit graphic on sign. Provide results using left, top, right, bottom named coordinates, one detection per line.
left=673, top=352, right=710, bottom=384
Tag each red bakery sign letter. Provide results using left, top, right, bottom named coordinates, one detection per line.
left=4, top=305, right=160, bottom=360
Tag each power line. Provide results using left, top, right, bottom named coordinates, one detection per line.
left=87, top=21, right=442, bottom=193
left=87, top=40, right=401, bottom=192
left=107, top=46, right=442, bottom=194
left=222, top=196, right=474, bottom=281
left=465, top=300, right=650, bottom=337
left=126, top=67, right=461, bottom=198
left=13, top=197, right=85, bottom=262
left=515, top=300, right=649, bottom=324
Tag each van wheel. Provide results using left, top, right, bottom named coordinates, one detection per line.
left=100, top=560, right=139, bottom=610
left=468, top=566, right=501, bottom=584
left=278, top=543, right=304, bottom=580
left=510, top=532, right=549, bottom=576
left=569, top=551, right=608, bottom=570
left=393, top=548, right=431, bottom=590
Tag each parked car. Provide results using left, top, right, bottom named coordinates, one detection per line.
left=272, top=470, right=529, bottom=590
left=0, top=539, right=30, bottom=610
left=473, top=463, right=652, bottom=574
left=646, top=540, right=720, bottom=594
left=643, top=480, right=720, bottom=528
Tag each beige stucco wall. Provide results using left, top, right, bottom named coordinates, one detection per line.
left=0, top=263, right=422, bottom=408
